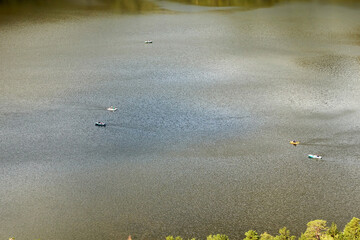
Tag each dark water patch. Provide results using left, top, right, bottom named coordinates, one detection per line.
left=296, top=54, right=359, bottom=77
left=99, top=0, right=160, bottom=13
left=108, top=95, right=255, bottom=145
left=0, top=0, right=161, bottom=24
left=0, top=0, right=157, bottom=11
left=297, top=109, right=355, bottom=120
left=346, top=29, right=360, bottom=45
left=315, top=27, right=360, bottom=46
left=0, top=0, right=89, bottom=23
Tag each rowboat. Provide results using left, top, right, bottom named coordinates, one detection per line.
left=290, top=140, right=300, bottom=146
left=107, top=106, right=117, bottom=112
left=95, top=122, right=106, bottom=127
left=308, top=154, right=322, bottom=159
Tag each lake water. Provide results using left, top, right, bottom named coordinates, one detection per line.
left=1, top=1, right=360, bottom=239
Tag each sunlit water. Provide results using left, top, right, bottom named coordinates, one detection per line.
left=1, top=1, right=360, bottom=239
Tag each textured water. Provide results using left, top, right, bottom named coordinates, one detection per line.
left=1, top=1, right=360, bottom=240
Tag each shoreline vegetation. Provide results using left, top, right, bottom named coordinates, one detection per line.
left=8, top=217, right=359, bottom=240
left=165, top=218, right=359, bottom=240
left=1, top=0, right=360, bottom=26
left=1, top=0, right=360, bottom=13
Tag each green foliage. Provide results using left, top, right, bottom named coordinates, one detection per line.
left=164, top=217, right=360, bottom=240
left=343, top=217, right=360, bottom=240
left=260, top=232, right=274, bottom=240
left=166, top=236, right=188, bottom=240
left=298, top=233, right=307, bottom=240
left=207, top=234, right=229, bottom=240
left=244, top=230, right=259, bottom=240
left=304, top=220, right=328, bottom=240
left=321, top=235, right=335, bottom=240
left=328, top=222, right=339, bottom=238
left=274, top=227, right=296, bottom=240
left=335, top=233, right=345, bottom=240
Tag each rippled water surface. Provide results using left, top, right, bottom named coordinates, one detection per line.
left=1, top=1, right=360, bottom=239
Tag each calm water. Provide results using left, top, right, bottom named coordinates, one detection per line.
left=1, top=1, right=360, bottom=239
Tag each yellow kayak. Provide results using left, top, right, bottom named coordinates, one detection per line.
left=290, top=140, right=299, bottom=146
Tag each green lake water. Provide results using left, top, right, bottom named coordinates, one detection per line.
left=1, top=0, right=360, bottom=239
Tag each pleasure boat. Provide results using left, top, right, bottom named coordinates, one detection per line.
left=308, top=154, right=322, bottom=159
left=107, top=106, right=117, bottom=112
left=95, top=122, right=106, bottom=127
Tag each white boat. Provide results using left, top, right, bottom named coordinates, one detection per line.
left=308, top=154, right=322, bottom=159
left=107, top=106, right=117, bottom=112
left=145, top=40, right=152, bottom=44
left=95, top=122, right=106, bottom=127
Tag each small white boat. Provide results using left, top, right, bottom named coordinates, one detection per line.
left=107, top=106, right=117, bottom=112
left=95, top=122, right=106, bottom=127
left=308, top=154, right=322, bottom=159
left=145, top=40, right=152, bottom=44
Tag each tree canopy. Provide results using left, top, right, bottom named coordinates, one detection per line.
left=165, top=217, right=359, bottom=240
